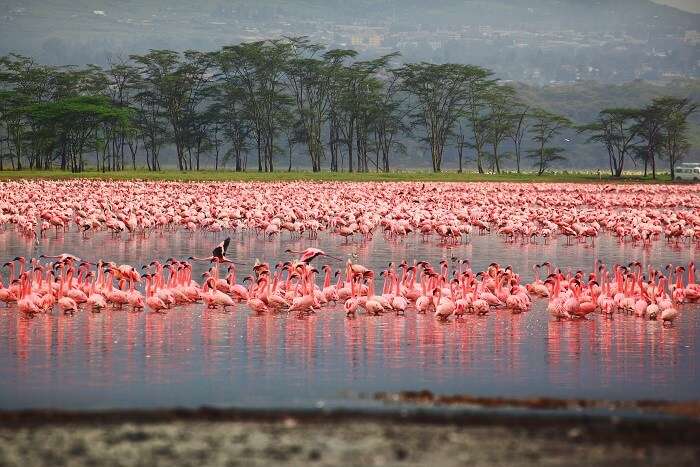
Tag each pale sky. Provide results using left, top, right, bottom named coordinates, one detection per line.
left=652, top=0, right=700, bottom=13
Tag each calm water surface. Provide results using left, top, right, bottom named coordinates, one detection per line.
left=0, top=229, right=697, bottom=409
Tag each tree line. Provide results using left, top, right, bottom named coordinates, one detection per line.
left=0, top=38, right=696, bottom=177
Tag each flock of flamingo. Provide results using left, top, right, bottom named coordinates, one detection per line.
left=0, top=180, right=697, bottom=326
left=1, top=241, right=697, bottom=326
left=0, top=180, right=698, bottom=246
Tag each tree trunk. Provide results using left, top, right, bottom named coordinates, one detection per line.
left=614, top=155, right=624, bottom=177
left=267, top=135, right=274, bottom=172
left=538, top=143, right=545, bottom=176
left=458, top=148, right=463, bottom=173
left=433, top=146, right=441, bottom=172
left=329, top=121, right=338, bottom=172
left=493, top=145, right=500, bottom=174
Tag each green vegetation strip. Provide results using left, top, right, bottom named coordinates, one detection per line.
left=0, top=170, right=675, bottom=183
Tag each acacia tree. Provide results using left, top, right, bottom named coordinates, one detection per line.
left=351, top=56, right=398, bottom=172
left=371, top=66, right=407, bottom=172
left=130, top=71, right=167, bottom=171
left=223, top=90, right=251, bottom=172
left=106, top=61, right=142, bottom=170
left=399, top=63, right=491, bottom=172
left=212, top=53, right=251, bottom=172
left=506, top=102, right=529, bottom=174
left=323, top=49, right=360, bottom=172
left=281, top=117, right=305, bottom=172
left=580, top=108, right=641, bottom=177
left=217, top=41, right=292, bottom=172
left=284, top=38, right=334, bottom=172
left=354, top=72, right=382, bottom=172
left=632, top=101, right=664, bottom=179
left=527, top=109, right=570, bottom=176
left=655, top=97, right=698, bottom=179
left=464, top=70, right=495, bottom=174
left=0, top=54, right=59, bottom=169
left=0, top=89, right=31, bottom=170
left=329, top=54, right=378, bottom=172
left=27, top=95, right=132, bottom=172
left=130, top=50, right=181, bottom=170
left=215, top=46, right=256, bottom=171
left=201, top=94, right=226, bottom=171
left=130, top=50, right=212, bottom=171
left=453, top=118, right=469, bottom=173
left=4, top=43, right=697, bottom=176
left=185, top=108, right=214, bottom=171
left=483, top=84, right=516, bottom=174
left=0, top=109, right=6, bottom=170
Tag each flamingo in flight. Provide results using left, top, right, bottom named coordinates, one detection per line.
left=189, top=237, right=239, bottom=264
left=39, top=253, right=82, bottom=263
left=285, top=248, right=343, bottom=264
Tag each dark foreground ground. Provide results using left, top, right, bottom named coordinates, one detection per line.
left=1, top=408, right=698, bottom=467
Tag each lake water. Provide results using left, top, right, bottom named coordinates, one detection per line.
left=0, top=228, right=697, bottom=410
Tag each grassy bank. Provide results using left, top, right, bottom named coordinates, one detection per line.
left=0, top=169, right=675, bottom=183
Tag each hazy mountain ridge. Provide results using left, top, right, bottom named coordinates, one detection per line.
left=2, top=1, right=697, bottom=85
left=5, top=0, right=697, bottom=26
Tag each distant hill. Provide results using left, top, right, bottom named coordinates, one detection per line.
left=1, top=0, right=697, bottom=50
left=4, top=0, right=699, bottom=26
left=1, top=0, right=698, bottom=85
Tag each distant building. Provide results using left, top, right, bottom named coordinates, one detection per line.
left=684, top=30, right=700, bottom=45
left=368, top=34, right=383, bottom=47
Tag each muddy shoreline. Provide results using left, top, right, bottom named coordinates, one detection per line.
left=372, top=390, right=700, bottom=419
left=3, top=405, right=700, bottom=439
left=1, top=407, right=699, bottom=466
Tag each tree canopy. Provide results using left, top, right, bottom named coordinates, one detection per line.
left=0, top=40, right=696, bottom=175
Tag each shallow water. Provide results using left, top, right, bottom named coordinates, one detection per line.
left=0, top=229, right=697, bottom=410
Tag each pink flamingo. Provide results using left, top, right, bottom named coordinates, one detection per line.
left=144, top=274, right=168, bottom=313
left=86, top=272, right=107, bottom=312
left=285, top=248, right=343, bottom=264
